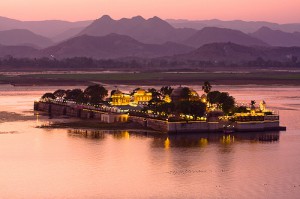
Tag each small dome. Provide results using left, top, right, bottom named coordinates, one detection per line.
left=135, top=89, right=146, bottom=94
left=171, top=86, right=184, bottom=98
left=113, top=90, right=123, bottom=95
left=171, top=86, right=200, bottom=102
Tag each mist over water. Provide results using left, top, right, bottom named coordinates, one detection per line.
left=0, top=85, right=300, bottom=199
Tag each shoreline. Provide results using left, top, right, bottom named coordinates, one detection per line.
left=36, top=119, right=160, bottom=132
left=2, top=70, right=300, bottom=86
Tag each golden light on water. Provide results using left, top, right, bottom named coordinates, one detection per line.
left=121, top=131, right=130, bottom=139
left=35, top=113, right=40, bottom=125
left=164, top=137, right=170, bottom=149
left=222, top=135, right=235, bottom=144
left=199, top=138, right=208, bottom=147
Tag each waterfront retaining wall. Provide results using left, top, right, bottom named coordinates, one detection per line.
left=35, top=102, right=128, bottom=122
left=34, top=102, right=283, bottom=133
left=235, top=121, right=280, bottom=132
left=129, top=117, right=224, bottom=133
left=129, top=116, right=168, bottom=132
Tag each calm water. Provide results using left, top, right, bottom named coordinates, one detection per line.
left=0, top=84, right=300, bottom=199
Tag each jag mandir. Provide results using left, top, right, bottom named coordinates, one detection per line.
left=34, top=83, right=286, bottom=133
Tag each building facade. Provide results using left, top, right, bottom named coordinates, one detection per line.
left=111, top=90, right=131, bottom=106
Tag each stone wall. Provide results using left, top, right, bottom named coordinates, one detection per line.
left=129, top=116, right=168, bottom=132
left=168, top=121, right=208, bottom=133
left=235, top=121, right=265, bottom=132
left=35, top=102, right=283, bottom=133
left=235, top=121, right=280, bottom=132
left=263, top=121, right=280, bottom=130
left=129, top=116, right=224, bottom=133
left=35, top=102, right=125, bottom=122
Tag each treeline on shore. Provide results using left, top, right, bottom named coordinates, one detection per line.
left=0, top=56, right=299, bottom=70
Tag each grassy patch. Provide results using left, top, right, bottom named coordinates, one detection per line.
left=1, top=71, right=300, bottom=85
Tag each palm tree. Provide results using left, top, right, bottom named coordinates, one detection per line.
left=202, top=81, right=212, bottom=94
left=160, top=86, right=173, bottom=97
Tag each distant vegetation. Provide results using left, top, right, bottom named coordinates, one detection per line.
left=0, top=56, right=299, bottom=71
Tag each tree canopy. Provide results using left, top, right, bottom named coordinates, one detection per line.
left=176, top=100, right=206, bottom=119
left=53, top=89, right=66, bottom=98
left=41, top=92, right=55, bottom=101
left=65, top=89, right=84, bottom=102
left=207, top=91, right=235, bottom=114
left=160, top=86, right=173, bottom=97
left=84, top=85, right=108, bottom=104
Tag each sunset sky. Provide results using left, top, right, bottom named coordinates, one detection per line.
left=0, top=0, right=299, bottom=23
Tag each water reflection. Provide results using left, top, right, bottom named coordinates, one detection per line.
left=68, top=129, right=106, bottom=139
left=152, top=132, right=280, bottom=148
left=113, top=131, right=130, bottom=140
left=1, top=86, right=300, bottom=199
left=67, top=129, right=280, bottom=148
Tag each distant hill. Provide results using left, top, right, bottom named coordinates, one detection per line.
left=176, top=42, right=300, bottom=62
left=0, top=16, right=92, bottom=38
left=52, top=27, right=86, bottom=43
left=0, top=44, right=38, bottom=58
left=184, top=27, right=267, bottom=48
left=40, top=33, right=195, bottom=59
left=0, top=29, right=54, bottom=48
left=250, top=27, right=300, bottom=47
left=166, top=19, right=300, bottom=33
left=78, top=15, right=196, bottom=44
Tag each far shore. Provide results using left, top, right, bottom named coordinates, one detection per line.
left=1, top=70, right=300, bottom=86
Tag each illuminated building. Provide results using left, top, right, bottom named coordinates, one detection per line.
left=200, top=94, right=207, bottom=103
left=133, top=89, right=152, bottom=105
left=111, top=90, right=131, bottom=106
left=260, top=101, right=266, bottom=112
left=163, top=94, right=172, bottom=103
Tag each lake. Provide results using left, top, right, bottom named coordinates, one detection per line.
left=0, top=84, right=300, bottom=199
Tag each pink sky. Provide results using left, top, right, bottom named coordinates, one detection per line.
left=1, top=0, right=299, bottom=23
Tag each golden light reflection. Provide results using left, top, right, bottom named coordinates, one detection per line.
left=164, top=137, right=170, bottom=149
left=121, top=131, right=130, bottom=140
left=199, top=138, right=208, bottom=147
left=35, top=113, right=40, bottom=125
left=221, top=135, right=235, bottom=144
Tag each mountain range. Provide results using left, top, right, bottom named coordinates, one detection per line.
left=250, top=27, right=300, bottom=47
left=166, top=19, right=300, bottom=33
left=184, top=27, right=267, bottom=47
left=0, top=16, right=92, bottom=38
left=78, top=15, right=196, bottom=44
left=0, top=15, right=300, bottom=63
left=1, top=15, right=300, bottom=47
left=175, top=42, right=300, bottom=62
left=0, top=29, right=53, bottom=48
left=1, top=36, right=300, bottom=64
left=39, top=34, right=194, bottom=59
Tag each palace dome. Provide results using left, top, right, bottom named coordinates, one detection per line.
left=171, top=86, right=200, bottom=101
left=113, top=90, right=123, bottom=95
